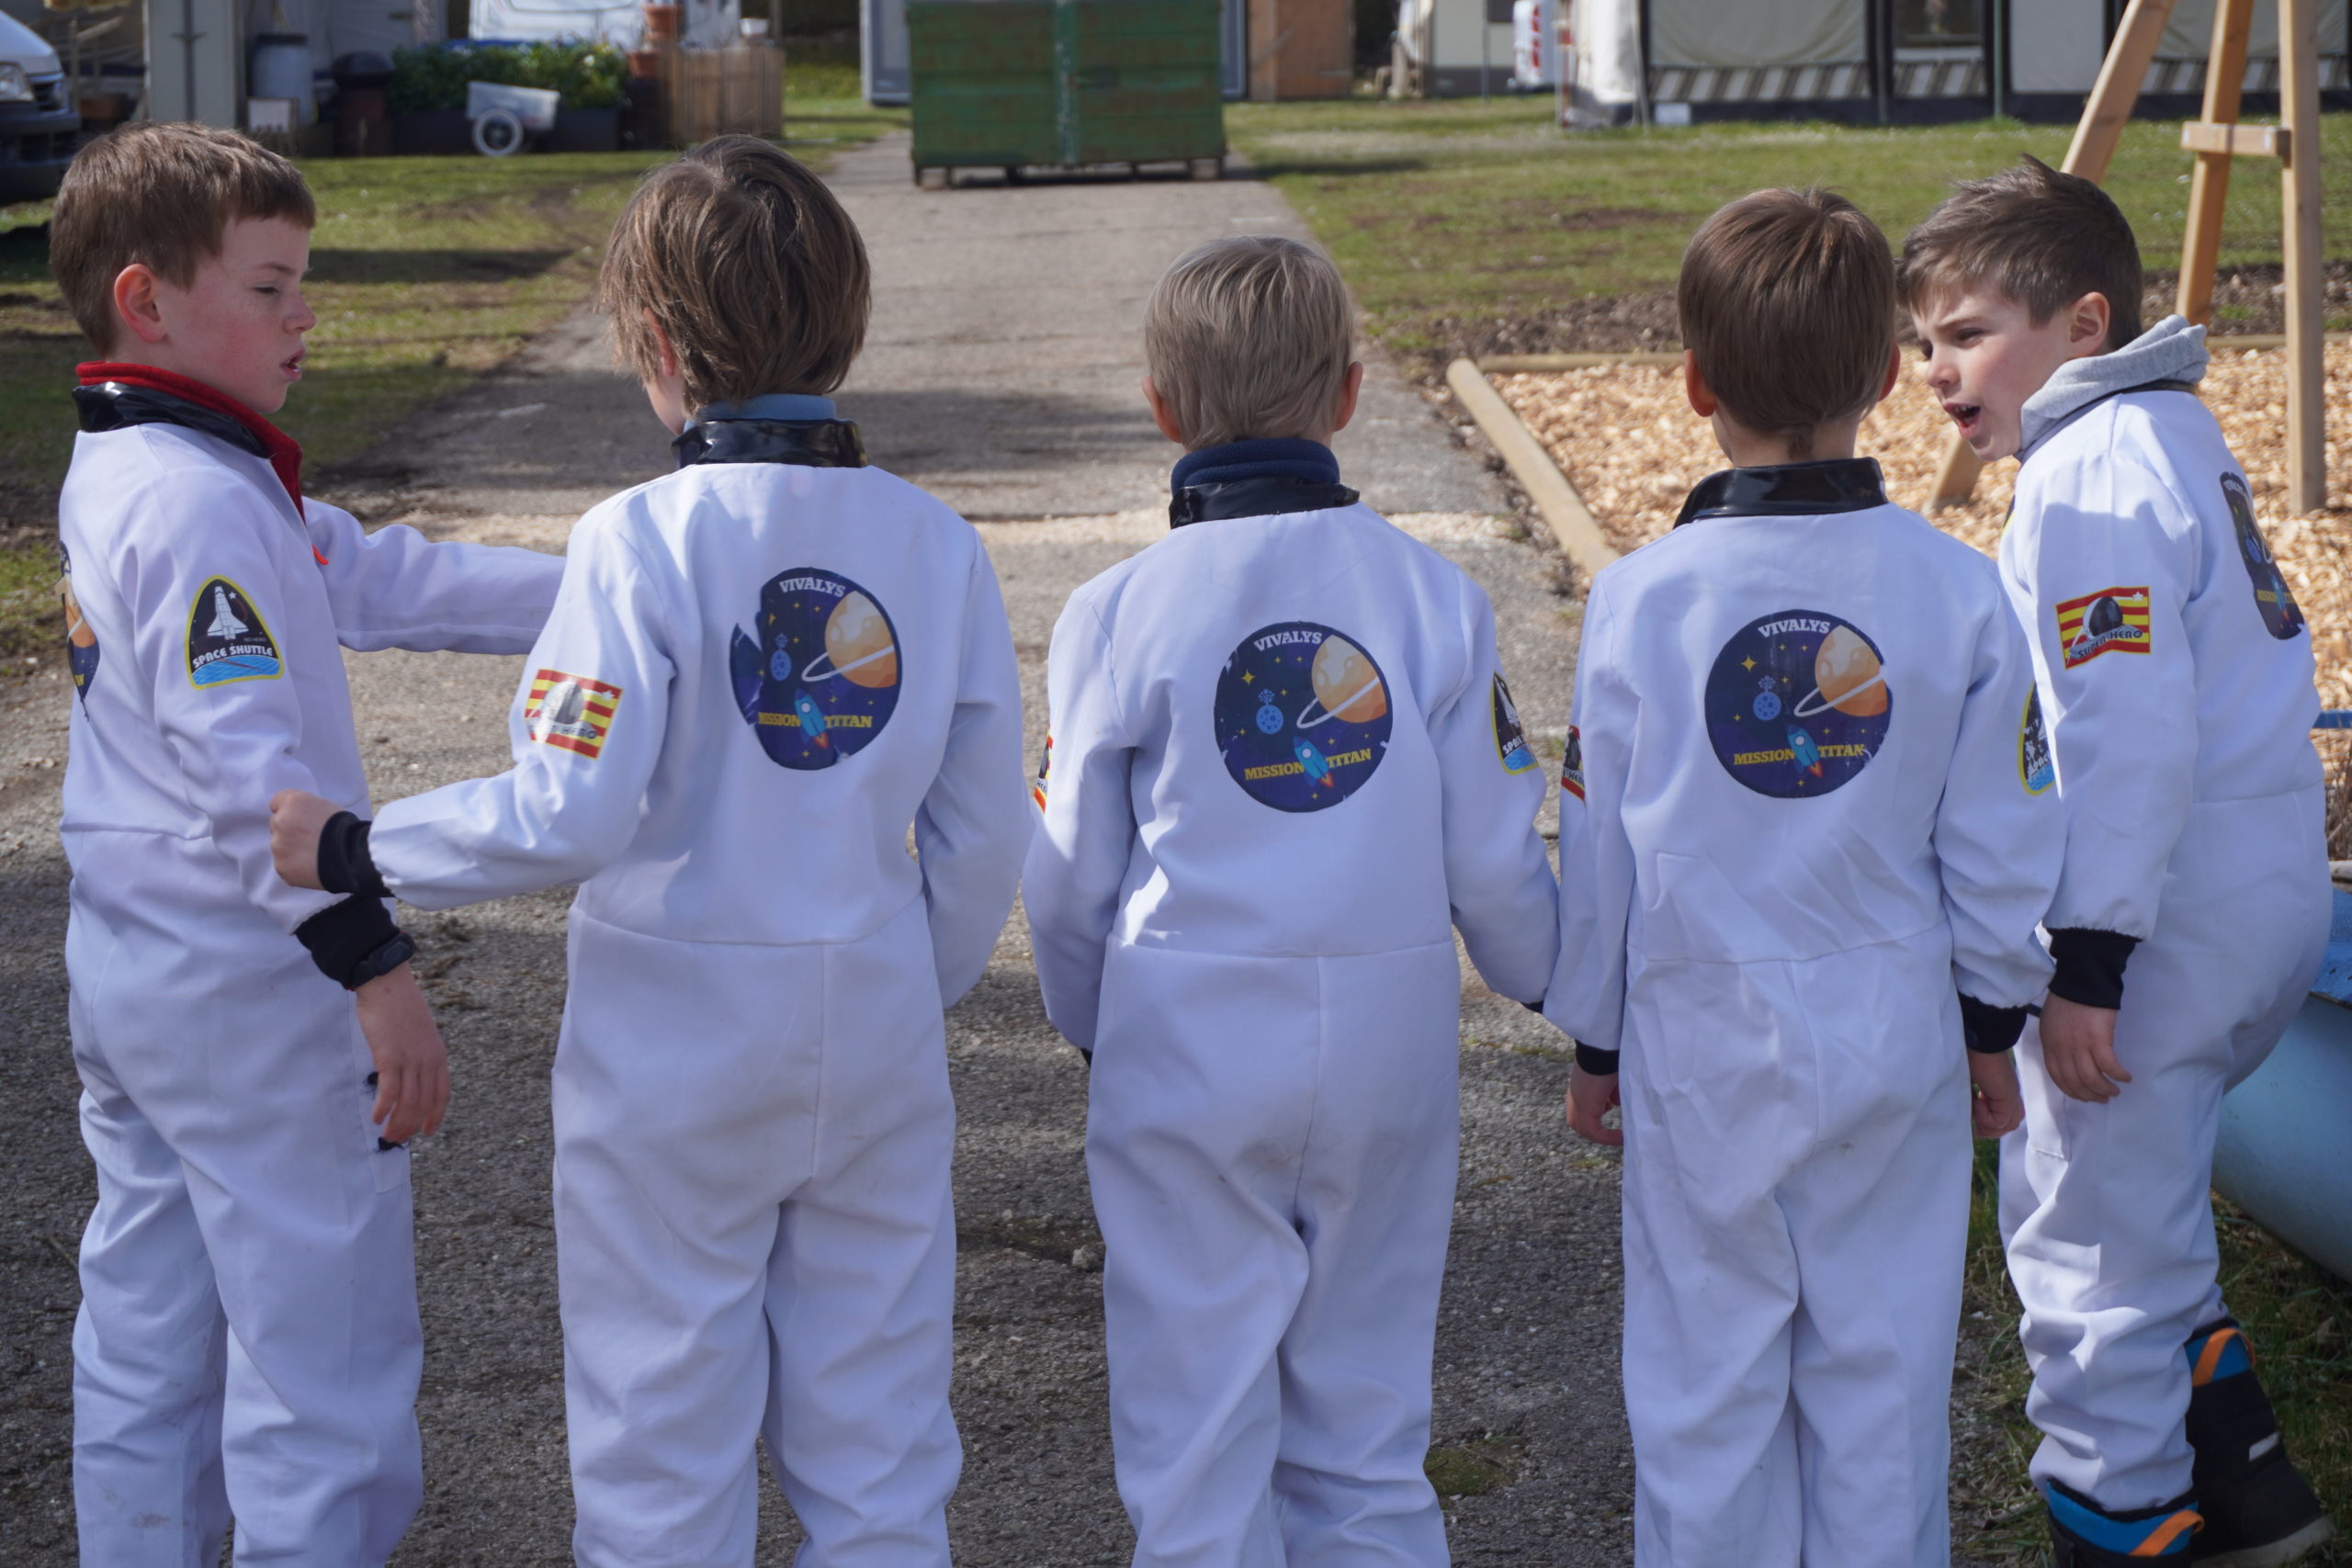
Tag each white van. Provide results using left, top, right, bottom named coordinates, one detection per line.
left=0, top=9, right=75, bottom=202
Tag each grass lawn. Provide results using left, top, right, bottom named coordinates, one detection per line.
left=0, top=48, right=902, bottom=662
left=1227, top=99, right=2352, bottom=363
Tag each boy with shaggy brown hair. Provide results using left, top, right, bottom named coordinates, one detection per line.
left=1551, top=187, right=2061, bottom=1568
left=272, top=136, right=1030, bottom=1566
left=49, top=121, right=561, bottom=1564
left=1905, top=156, right=2334, bottom=1568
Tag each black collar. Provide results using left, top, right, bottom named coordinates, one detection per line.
left=1673, top=457, right=1889, bottom=528
left=1170, top=476, right=1362, bottom=527
left=673, top=418, right=867, bottom=470
left=73, top=381, right=271, bottom=459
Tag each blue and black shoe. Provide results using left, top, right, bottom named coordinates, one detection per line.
left=2185, top=1319, right=2335, bottom=1566
left=2046, top=1480, right=2201, bottom=1565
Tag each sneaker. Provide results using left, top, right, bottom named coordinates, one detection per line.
left=2047, top=1480, right=2201, bottom=1565
left=2185, top=1320, right=2336, bottom=1567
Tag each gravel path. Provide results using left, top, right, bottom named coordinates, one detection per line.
left=0, top=132, right=1627, bottom=1563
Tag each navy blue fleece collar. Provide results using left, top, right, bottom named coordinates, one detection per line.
left=1170, top=437, right=1340, bottom=491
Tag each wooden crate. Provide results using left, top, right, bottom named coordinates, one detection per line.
left=657, top=42, right=783, bottom=147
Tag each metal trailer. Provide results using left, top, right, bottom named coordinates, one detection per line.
left=872, top=0, right=1244, bottom=103
left=907, top=0, right=1224, bottom=187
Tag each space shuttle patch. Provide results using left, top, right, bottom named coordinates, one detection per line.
left=185, top=577, right=281, bottom=688
left=2018, top=687, right=2054, bottom=795
left=1491, top=674, right=1537, bottom=774
left=526, top=669, right=621, bottom=759
left=2054, top=587, right=2152, bottom=669
left=1033, top=734, right=1052, bottom=812
left=59, top=558, right=97, bottom=707
left=1561, top=725, right=1585, bottom=802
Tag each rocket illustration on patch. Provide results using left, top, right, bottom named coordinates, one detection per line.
left=1293, top=738, right=1334, bottom=787
left=1786, top=725, right=1821, bottom=776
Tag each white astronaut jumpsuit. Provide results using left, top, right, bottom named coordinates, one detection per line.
left=1023, top=495, right=1559, bottom=1568
left=1996, top=318, right=2331, bottom=1512
left=58, top=417, right=561, bottom=1566
left=1544, top=461, right=2063, bottom=1568
left=361, top=447, right=1031, bottom=1568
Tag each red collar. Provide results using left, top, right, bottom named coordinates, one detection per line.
left=77, top=362, right=305, bottom=516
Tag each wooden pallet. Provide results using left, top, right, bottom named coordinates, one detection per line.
left=655, top=41, right=783, bottom=147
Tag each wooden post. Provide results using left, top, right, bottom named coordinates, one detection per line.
left=2281, top=0, right=2326, bottom=512
left=1930, top=0, right=2178, bottom=507
left=2177, top=0, right=2254, bottom=325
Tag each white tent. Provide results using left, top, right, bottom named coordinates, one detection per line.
left=1398, top=0, right=2349, bottom=117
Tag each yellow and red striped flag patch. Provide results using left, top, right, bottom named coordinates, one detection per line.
left=525, top=668, right=622, bottom=759
left=2054, top=586, right=2153, bottom=670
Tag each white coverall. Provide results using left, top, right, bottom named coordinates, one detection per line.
left=1996, top=319, right=2331, bottom=1511
left=1023, top=502, right=1559, bottom=1568
left=1545, top=468, right=2063, bottom=1568
left=57, top=419, right=561, bottom=1566
left=365, top=457, right=1030, bottom=1567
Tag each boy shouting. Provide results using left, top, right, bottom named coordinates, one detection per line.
left=1906, top=157, right=2334, bottom=1567
left=50, top=123, right=560, bottom=1564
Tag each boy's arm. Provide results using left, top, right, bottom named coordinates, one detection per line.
left=2003, top=453, right=2200, bottom=1006
left=913, top=546, right=1032, bottom=1008
left=1430, top=580, right=1557, bottom=1003
left=129, top=472, right=393, bottom=977
left=1932, top=570, right=2064, bottom=1050
left=307, top=502, right=563, bottom=655
left=1020, top=597, right=1136, bottom=1055
left=350, top=519, right=673, bottom=908
left=1544, top=583, right=1636, bottom=1064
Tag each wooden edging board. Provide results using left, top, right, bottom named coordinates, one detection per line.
left=1444, top=357, right=1622, bottom=582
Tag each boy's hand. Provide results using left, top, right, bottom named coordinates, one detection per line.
left=270, top=788, right=337, bottom=889
left=1967, top=1050, right=2024, bottom=1139
left=1566, top=1064, right=1623, bottom=1147
left=354, top=965, right=449, bottom=1144
left=2039, top=995, right=2131, bottom=1103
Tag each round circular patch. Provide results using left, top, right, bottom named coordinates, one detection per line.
left=1704, top=609, right=1891, bottom=798
left=1216, top=621, right=1391, bottom=812
left=728, top=567, right=899, bottom=770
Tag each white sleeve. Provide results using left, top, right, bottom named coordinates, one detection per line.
left=1019, top=596, right=1136, bottom=1054
left=368, top=518, right=672, bottom=908
left=306, top=502, right=563, bottom=655
left=1544, top=582, right=1637, bottom=1054
left=913, top=546, right=1032, bottom=1008
left=1430, top=579, right=1558, bottom=1003
left=128, top=472, right=345, bottom=935
left=2002, top=454, right=2199, bottom=939
left=1934, top=575, right=2064, bottom=1009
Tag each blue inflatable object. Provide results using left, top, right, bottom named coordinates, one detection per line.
left=2211, top=886, right=2352, bottom=1282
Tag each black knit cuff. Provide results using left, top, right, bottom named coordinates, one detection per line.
left=2047, top=928, right=2139, bottom=1010
left=294, top=895, right=401, bottom=989
left=1958, top=991, right=2030, bottom=1054
left=1573, top=1041, right=1621, bottom=1076
left=317, top=811, right=390, bottom=900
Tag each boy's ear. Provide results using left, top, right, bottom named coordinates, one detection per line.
left=112, top=263, right=168, bottom=348
left=642, top=310, right=684, bottom=381
left=2065, top=291, right=2111, bottom=357
left=1877, top=340, right=1902, bottom=403
left=1328, top=361, right=1364, bottom=438
left=1682, top=350, right=1718, bottom=419
left=1141, top=375, right=1188, bottom=446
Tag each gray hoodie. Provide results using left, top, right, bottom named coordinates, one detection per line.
left=2018, top=313, right=2211, bottom=459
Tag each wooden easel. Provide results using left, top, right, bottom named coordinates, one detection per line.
left=1929, top=0, right=2328, bottom=513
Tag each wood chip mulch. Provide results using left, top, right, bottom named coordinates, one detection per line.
left=1495, top=344, right=2352, bottom=710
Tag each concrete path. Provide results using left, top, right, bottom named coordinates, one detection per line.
left=0, top=132, right=1625, bottom=1563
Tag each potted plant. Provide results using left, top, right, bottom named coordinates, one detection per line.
left=545, top=41, right=627, bottom=152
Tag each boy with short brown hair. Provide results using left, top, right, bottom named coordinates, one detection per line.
left=51, top=121, right=561, bottom=1564
left=272, top=136, right=1030, bottom=1566
left=1552, top=187, right=2061, bottom=1568
left=1905, top=156, right=2335, bottom=1568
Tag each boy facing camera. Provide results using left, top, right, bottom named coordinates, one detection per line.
left=1023, top=235, right=1559, bottom=1566
left=49, top=123, right=560, bottom=1563
left=273, top=137, right=1030, bottom=1566
left=1905, top=157, right=2334, bottom=1567
left=1550, top=188, right=2062, bottom=1568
